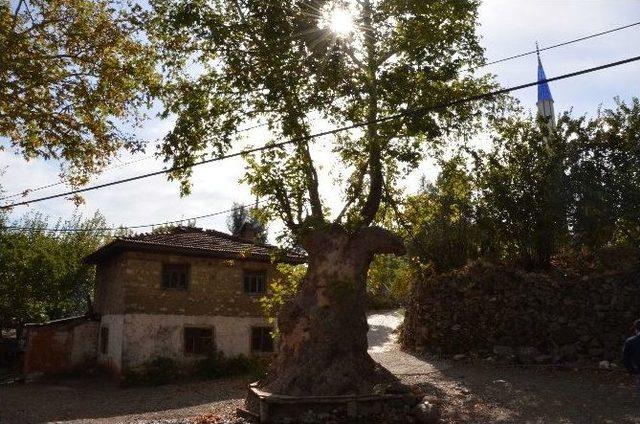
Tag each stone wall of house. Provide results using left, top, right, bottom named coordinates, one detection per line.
left=96, top=251, right=276, bottom=317
left=93, top=250, right=280, bottom=373
left=401, top=261, right=640, bottom=364
left=94, top=255, right=126, bottom=315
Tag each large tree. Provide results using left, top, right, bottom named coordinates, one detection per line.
left=147, top=0, right=493, bottom=396
left=0, top=0, right=157, bottom=185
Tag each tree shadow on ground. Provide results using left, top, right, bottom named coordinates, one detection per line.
left=399, top=350, right=640, bottom=424
left=0, top=375, right=247, bottom=423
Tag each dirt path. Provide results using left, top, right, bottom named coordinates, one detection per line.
left=2, top=310, right=639, bottom=423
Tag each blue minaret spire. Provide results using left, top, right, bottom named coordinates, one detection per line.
left=536, top=42, right=555, bottom=126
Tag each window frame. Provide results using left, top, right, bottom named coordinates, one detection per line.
left=100, top=326, right=109, bottom=355
left=243, top=270, right=268, bottom=295
left=183, top=326, right=215, bottom=356
left=250, top=326, right=274, bottom=354
left=161, top=263, right=191, bottom=291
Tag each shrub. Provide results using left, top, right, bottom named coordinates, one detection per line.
left=122, top=356, right=179, bottom=386
left=144, top=356, right=179, bottom=385
left=195, top=352, right=227, bottom=379
left=195, top=352, right=269, bottom=380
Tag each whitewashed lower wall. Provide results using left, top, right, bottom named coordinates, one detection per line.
left=120, top=314, right=269, bottom=369
left=98, top=314, right=124, bottom=373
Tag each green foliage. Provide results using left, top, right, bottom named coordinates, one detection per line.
left=150, top=220, right=196, bottom=234
left=403, top=155, right=479, bottom=272
left=0, top=212, right=108, bottom=328
left=195, top=352, right=267, bottom=381
left=366, top=254, right=413, bottom=309
left=566, top=98, right=640, bottom=251
left=260, top=264, right=305, bottom=332
left=123, top=356, right=180, bottom=386
left=145, top=0, right=495, bottom=234
left=400, top=98, right=640, bottom=272
left=0, top=0, right=158, bottom=184
left=474, top=115, right=569, bottom=269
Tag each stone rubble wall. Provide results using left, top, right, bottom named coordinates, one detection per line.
left=400, top=261, right=640, bottom=364
left=95, top=251, right=278, bottom=317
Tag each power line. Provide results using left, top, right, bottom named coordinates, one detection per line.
left=4, top=21, right=638, bottom=203
left=0, top=121, right=272, bottom=201
left=2, top=53, right=640, bottom=210
left=482, top=20, right=640, bottom=67
left=3, top=200, right=266, bottom=233
left=0, top=156, right=153, bottom=201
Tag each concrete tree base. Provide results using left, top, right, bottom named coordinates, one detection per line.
left=242, top=382, right=412, bottom=423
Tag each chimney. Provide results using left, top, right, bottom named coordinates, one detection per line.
left=239, top=222, right=258, bottom=243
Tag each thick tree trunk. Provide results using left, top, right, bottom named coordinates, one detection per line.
left=261, top=224, right=406, bottom=396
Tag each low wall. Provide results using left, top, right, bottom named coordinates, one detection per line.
left=401, top=262, right=640, bottom=363
left=24, top=317, right=99, bottom=377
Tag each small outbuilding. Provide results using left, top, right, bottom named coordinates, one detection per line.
left=23, top=315, right=99, bottom=378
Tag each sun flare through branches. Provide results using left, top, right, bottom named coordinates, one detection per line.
left=319, top=3, right=355, bottom=37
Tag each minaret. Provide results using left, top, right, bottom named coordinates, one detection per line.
left=536, top=43, right=555, bottom=126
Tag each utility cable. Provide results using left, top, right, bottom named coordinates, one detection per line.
left=482, top=20, right=640, bottom=67
left=3, top=53, right=640, bottom=210
left=4, top=21, right=639, bottom=201
left=3, top=200, right=267, bottom=233
left=0, top=121, right=271, bottom=201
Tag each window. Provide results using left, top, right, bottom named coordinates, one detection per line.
left=162, top=263, right=190, bottom=290
left=251, top=327, right=274, bottom=353
left=244, top=271, right=267, bottom=294
left=100, top=327, right=109, bottom=355
left=184, top=327, right=214, bottom=355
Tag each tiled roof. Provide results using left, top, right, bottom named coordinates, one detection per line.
left=85, top=227, right=306, bottom=264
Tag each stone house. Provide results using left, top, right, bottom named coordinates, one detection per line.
left=23, top=227, right=305, bottom=377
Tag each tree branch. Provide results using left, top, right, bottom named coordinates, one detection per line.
left=377, top=46, right=400, bottom=68
left=335, top=161, right=368, bottom=223
left=299, top=140, right=323, bottom=219
left=11, top=0, right=25, bottom=31
left=342, top=44, right=367, bottom=73
left=359, top=0, right=383, bottom=227
left=274, top=184, right=298, bottom=231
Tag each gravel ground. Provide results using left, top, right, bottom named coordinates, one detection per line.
left=2, top=310, right=640, bottom=423
left=0, top=376, right=248, bottom=424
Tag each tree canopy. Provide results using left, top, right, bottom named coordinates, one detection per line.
left=146, top=0, right=494, bottom=238
left=0, top=212, right=108, bottom=330
left=401, top=98, right=640, bottom=271
left=0, top=0, right=158, bottom=184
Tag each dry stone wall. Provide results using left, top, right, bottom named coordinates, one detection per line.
left=401, top=261, right=640, bottom=364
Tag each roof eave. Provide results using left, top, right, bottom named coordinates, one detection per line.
left=84, top=239, right=306, bottom=265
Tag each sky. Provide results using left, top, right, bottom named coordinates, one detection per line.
left=2, top=0, right=640, bottom=241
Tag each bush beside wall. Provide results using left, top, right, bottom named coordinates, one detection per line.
left=400, top=261, right=640, bottom=364
left=122, top=353, right=269, bottom=386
